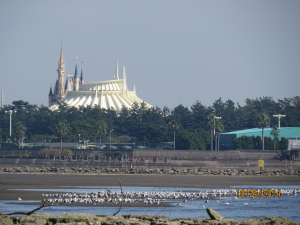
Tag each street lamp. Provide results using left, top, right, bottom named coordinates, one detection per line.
left=214, top=116, right=221, bottom=151
left=273, top=114, right=286, bottom=128
left=214, top=116, right=222, bottom=135
left=110, top=129, right=113, bottom=149
left=5, top=110, right=16, bottom=137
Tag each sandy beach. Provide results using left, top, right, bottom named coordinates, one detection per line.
left=0, top=173, right=299, bottom=201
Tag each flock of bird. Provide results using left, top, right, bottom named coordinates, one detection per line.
left=34, top=188, right=300, bottom=207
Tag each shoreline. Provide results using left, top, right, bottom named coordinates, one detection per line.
left=0, top=173, right=299, bottom=201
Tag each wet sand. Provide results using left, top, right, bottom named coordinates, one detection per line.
left=0, top=174, right=299, bottom=201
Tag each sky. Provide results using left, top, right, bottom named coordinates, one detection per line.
left=0, top=0, right=299, bottom=110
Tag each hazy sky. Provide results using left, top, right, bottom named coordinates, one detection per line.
left=1, top=1, right=299, bottom=110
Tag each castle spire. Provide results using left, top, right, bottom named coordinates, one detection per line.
left=80, top=61, right=84, bottom=84
left=74, top=57, right=78, bottom=78
left=59, top=37, right=64, bottom=65
left=49, top=85, right=53, bottom=95
left=74, top=57, right=80, bottom=91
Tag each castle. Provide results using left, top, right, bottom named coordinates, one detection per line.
left=48, top=42, right=84, bottom=107
left=48, top=42, right=152, bottom=111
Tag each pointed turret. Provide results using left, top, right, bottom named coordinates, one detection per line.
left=74, top=58, right=80, bottom=91
left=115, top=57, right=119, bottom=80
left=48, top=84, right=53, bottom=107
left=74, top=62, right=78, bottom=78
left=122, top=65, right=127, bottom=91
left=56, top=38, right=66, bottom=97
left=59, top=39, right=64, bottom=66
left=80, top=61, right=84, bottom=84
left=49, top=85, right=53, bottom=95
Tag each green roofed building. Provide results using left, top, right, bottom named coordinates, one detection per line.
left=220, top=127, right=300, bottom=150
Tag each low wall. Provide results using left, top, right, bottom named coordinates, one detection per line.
left=0, top=148, right=288, bottom=161
left=133, top=149, right=282, bottom=160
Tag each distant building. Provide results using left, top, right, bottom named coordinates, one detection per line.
left=49, top=42, right=151, bottom=111
left=219, top=127, right=300, bottom=150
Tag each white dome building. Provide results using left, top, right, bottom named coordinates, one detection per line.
left=49, top=42, right=152, bottom=111
left=50, top=65, right=152, bottom=111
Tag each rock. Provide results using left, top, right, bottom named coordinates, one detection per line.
left=0, top=215, right=13, bottom=225
left=206, top=208, right=225, bottom=221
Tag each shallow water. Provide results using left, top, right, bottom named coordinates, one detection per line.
left=1, top=186, right=300, bottom=222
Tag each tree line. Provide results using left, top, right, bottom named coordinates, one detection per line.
left=0, top=96, right=299, bottom=150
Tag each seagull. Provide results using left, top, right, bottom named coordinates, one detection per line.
left=203, top=205, right=205, bottom=209
left=224, top=202, right=230, bottom=205
left=18, top=197, right=22, bottom=201
left=244, top=203, right=248, bottom=206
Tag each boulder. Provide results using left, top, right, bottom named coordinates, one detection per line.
left=206, top=208, right=224, bottom=221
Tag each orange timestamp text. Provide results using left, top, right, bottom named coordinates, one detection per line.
left=236, top=189, right=281, bottom=198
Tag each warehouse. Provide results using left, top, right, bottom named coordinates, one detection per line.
left=219, top=127, right=300, bottom=150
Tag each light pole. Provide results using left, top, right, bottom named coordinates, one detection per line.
left=214, top=116, right=221, bottom=151
left=5, top=110, right=16, bottom=138
left=110, top=129, right=113, bottom=149
left=273, top=114, right=286, bottom=128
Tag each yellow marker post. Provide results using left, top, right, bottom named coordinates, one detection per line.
left=258, top=158, right=264, bottom=172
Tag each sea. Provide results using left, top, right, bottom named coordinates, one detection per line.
left=1, top=185, right=300, bottom=222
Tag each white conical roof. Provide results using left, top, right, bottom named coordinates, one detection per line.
left=49, top=77, right=152, bottom=111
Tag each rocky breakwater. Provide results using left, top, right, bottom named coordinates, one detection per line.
left=0, top=208, right=298, bottom=225
left=0, top=166, right=300, bottom=176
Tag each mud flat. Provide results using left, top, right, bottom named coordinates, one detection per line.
left=0, top=173, right=299, bottom=201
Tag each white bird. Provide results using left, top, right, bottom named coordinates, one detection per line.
left=224, top=203, right=230, bottom=205
left=18, top=197, right=22, bottom=201
left=244, top=203, right=248, bottom=206
left=203, top=205, right=205, bottom=209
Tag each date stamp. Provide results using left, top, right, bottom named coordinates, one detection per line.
left=237, top=189, right=281, bottom=198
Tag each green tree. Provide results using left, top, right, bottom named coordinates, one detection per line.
left=270, top=126, right=280, bottom=150
left=96, top=120, right=107, bottom=144
left=279, top=137, right=288, bottom=150
left=56, top=121, right=69, bottom=149
left=257, top=113, right=270, bottom=150
left=16, top=122, right=26, bottom=148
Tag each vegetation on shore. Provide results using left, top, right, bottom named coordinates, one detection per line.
left=0, top=96, right=299, bottom=150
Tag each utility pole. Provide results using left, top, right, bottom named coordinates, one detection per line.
left=5, top=110, right=16, bottom=138
left=273, top=114, right=286, bottom=128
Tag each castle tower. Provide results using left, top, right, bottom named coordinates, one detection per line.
left=48, top=86, right=53, bottom=107
left=80, top=61, right=84, bottom=85
left=56, top=40, right=66, bottom=99
left=73, top=58, right=80, bottom=91
left=49, top=40, right=66, bottom=107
